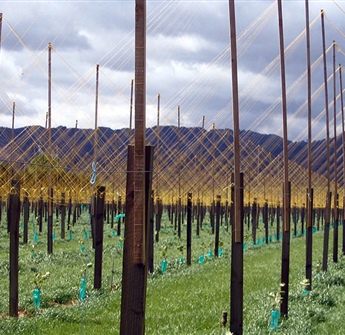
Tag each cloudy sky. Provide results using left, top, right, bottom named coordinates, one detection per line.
left=0, top=0, right=345, bottom=141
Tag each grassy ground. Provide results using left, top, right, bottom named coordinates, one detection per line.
left=0, top=210, right=344, bottom=334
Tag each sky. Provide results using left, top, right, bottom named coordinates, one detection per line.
left=0, top=0, right=345, bottom=141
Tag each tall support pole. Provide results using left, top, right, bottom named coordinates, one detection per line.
left=156, top=93, right=161, bottom=198
left=332, top=42, right=339, bottom=263
left=120, top=1, right=147, bottom=334
left=305, top=0, right=313, bottom=291
left=177, top=106, right=182, bottom=238
left=94, top=186, right=105, bottom=289
left=11, top=102, right=15, bottom=176
left=228, top=1, right=243, bottom=334
left=133, top=0, right=146, bottom=266
left=47, top=42, right=53, bottom=254
left=91, top=64, right=100, bottom=248
left=9, top=179, right=20, bottom=317
left=186, top=192, right=192, bottom=265
left=212, top=123, right=216, bottom=201
left=339, top=65, right=345, bottom=255
left=277, top=0, right=291, bottom=317
left=23, top=190, right=29, bottom=244
left=129, top=78, right=134, bottom=143
left=155, top=94, right=162, bottom=241
left=321, top=10, right=331, bottom=272
left=94, top=64, right=99, bottom=165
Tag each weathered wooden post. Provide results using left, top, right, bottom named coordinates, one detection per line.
left=186, top=193, right=192, bottom=265
left=47, top=187, right=53, bottom=254
left=155, top=197, right=162, bottom=242
left=263, top=199, right=269, bottom=244
left=276, top=202, right=281, bottom=241
left=67, top=194, right=72, bottom=230
left=38, top=193, right=43, bottom=232
left=47, top=42, right=53, bottom=255
left=321, top=9, right=331, bottom=272
left=120, top=1, right=150, bottom=333
left=332, top=42, right=339, bottom=264
left=94, top=186, right=105, bottom=289
left=23, top=190, right=29, bottom=244
left=117, top=195, right=122, bottom=236
left=215, top=195, right=221, bottom=257
left=339, top=65, right=345, bottom=255
left=148, top=190, right=154, bottom=274
left=9, top=179, right=20, bottom=317
left=60, top=192, right=66, bottom=239
left=251, top=198, right=258, bottom=244
left=228, top=1, right=243, bottom=332
left=277, top=0, right=291, bottom=317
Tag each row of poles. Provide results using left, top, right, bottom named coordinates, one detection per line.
left=3, top=1, right=345, bottom=334
left=123, top=1, right=345, bottom=334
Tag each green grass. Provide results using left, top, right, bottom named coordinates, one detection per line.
left=0, top=211, right=344, bottom=334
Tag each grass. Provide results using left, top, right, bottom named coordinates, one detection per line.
left=0, top=209, right=344, bottom=334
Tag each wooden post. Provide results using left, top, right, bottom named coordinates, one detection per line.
left=148, top=190, right=154, bottom=274
left=11, top=102, right=15, bottom=177
left=129, top=79, right=134, bottom=143
left=230, top=174, right=244, bottom=335
left=120, top=145, right=153, bottom=335
left=23, top=190, right=29, bottom=244
left=111, top=198, right=115, bottom=229
left=280, top=182, right=291, bottom=316
left=47, top=187, right=53, bottom=254
left=321, top=9, right=331, bottom=272
left=155, top=197, right=162, bottom=242
left=306, top=188, right=313, bottom=290
left=263, top=200, right=268, bottom=244
left=196, top=198, right=200, bottom=236
left=60, top=192, right=66, bottom=239
left=215, top=195, right=221, bottom=256
left=94, top=185, right=105, bottom=289
left=117, top=195, right=122, bottom=236
left=251, top=198, right=257, bottom=244
left=133, top=0, right=146, bottom=266
left=277, top=0, right=291, bottom=317
left=47, top=42, right=53, bottom=255
left=186, top=192, right=192, bottom=265
left=9, top=179, right=20, bottom=317
left=67, top=195, right=72, bottom=230
left=38, top=194, right=43, bottom=233
left=332, top=42, right=339, bottom=263
left=339, top=65, right=345, bottom=254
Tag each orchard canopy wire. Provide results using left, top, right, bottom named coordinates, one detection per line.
left=0, top=1, right=345, bottom=207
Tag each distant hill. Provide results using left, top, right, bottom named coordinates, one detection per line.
left=0, top=125, right=338, bottom=185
